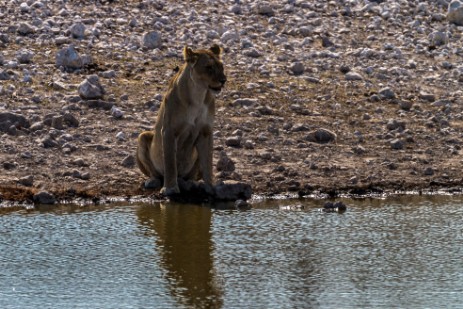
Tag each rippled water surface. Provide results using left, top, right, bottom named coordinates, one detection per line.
left=1, top=195, right=463, bottom=308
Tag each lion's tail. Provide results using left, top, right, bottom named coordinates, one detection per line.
left=136, top=131, right=157, bottom=178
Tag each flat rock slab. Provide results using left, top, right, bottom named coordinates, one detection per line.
left=167, top=180, right=252, bottom=204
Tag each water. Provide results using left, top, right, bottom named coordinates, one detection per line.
left=1, top=195, right=463, bottom=309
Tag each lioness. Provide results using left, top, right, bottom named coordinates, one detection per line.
left=136, top=44, right=226, bottom=196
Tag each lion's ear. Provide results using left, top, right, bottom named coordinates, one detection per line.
left=209, top=44, right=221, bottom=56
left=183, top=46, right=198, bottom=63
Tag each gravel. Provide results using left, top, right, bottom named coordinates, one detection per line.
left=1, top=0, right=463, bottom=203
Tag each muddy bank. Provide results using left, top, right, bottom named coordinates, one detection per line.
left=1, top=1, right=463, bottom=206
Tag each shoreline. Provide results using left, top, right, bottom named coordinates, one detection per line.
left=2, top=181, right=463, bottom=209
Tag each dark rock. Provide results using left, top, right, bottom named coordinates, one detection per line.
left=95, top=144, right=111, bottom=151
left=3, top=162, right=17, bottom=170
left=339, top=65, right=350, bottom=74
left=390, top=139, right=404, bottom=150
left=0, top=70, right=10, bottom=80
left=235, top=199, right=250, bottom=209
left=51, top=115, right=64, bottom=130
left=41, top=136, right=59, bottom=148
left=214, top=180, right=252, bottom=201
left=225, top=136, right=241, bottom=147
left=63, top=170, right=82, bottom=179
left=322, top=201, right=347, bottom=213
left=80, top=172, right=91, bottom=180
left=0, top=112, right=30, bottom=132
left=43, top=113, right=57, bottom=126
left=424, top=167, right=434, bottom=176
left=62, top=143, right=77, bottom=154
left=63, top=113, right=80, bottom=127
left=289, top=61, right=304, bottom=75
left=321, top=35, right=334, bottom=47
left=18, top=175, right=33, bottom=187
left=399, top=100, right=413, bottom=111
left=233, top=98, right=258, bottom=107
left=216, top=151, right=235, bottom=172
left=386, top=119, right=406, bottom=131
left=121, top=155, right=136, bottom=168
left=33, top=191, right=56, bottom=205
left=305, top=128, right=337, bottom=144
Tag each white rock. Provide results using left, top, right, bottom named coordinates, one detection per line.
left=116, top=131, right=125, bottom=141
left=221, top=30, right=239, bottom=43
left=207, top=30, right=220, bottom=39
left=20, top=3, right=30, bottom=13
left=99, top=70, right=116, bottom=79
left=56, top=45, right=82, bottom=69
left=16, top=49, right=34, bottom=64
left=345, top=71, right=364, bottom=81
left=142, top=31, right=162, bottom=49
left=111, top=106, right=124, bottom=119
left=17, top=22, right=35, bottom=35
left=379, top=87, right=396, bottom=100
left=255, top=2, right=274, bottom=16
left=69, top=22, right=86, bottom=39
left=243, top=48, right=261, bottom=58
left=429, top=31, right=448, bottom=47
left=22, top=73, right=32, bottom=83
left=78, top=75, right=105, bottom=100
left=448, top=0, right=463, bottom=26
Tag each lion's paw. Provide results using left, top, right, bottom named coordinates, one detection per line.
left=160, top=185, right=180, bottom=196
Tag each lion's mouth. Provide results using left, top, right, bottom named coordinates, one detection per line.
left=209, top=86, right=223, bottom=92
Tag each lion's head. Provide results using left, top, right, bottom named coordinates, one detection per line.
left=183, top=44, right=227, bottom=94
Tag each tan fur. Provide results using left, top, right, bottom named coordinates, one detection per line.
left=136, top=45, right=226, bottom=195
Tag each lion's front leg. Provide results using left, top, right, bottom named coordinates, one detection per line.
left=161, top=127, right=180, bottom=196
left=196, top=126, right=213, bottom=185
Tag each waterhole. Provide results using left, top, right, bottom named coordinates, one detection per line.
left=1, top=195, right=462, bottom=308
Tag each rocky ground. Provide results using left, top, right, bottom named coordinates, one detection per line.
left=1, top=0, right=463, bottom=206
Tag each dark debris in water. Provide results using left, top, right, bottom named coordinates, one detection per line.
left=322, top=201, right=347, bottom=213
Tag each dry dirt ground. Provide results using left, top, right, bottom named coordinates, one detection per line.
left=1, top=1, right=463, bottom=206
